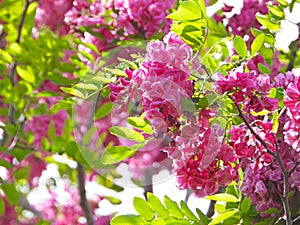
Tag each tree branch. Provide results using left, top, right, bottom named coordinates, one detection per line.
left=231, top=98, right=292, bottom=225
left=77, top=163, right=94, bottom=225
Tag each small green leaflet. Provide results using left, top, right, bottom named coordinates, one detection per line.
left=208, top=210, right=239, bottom=225
left=109, top=126, right=145, bottom=142
left=147, top=193, right=169, bottom=219
left=133, top=197, right=155, bottom=221
left=205, top=193, right=239, bottom=202
left=256, top=15, right=280, bottom=31
left=164, top=195, right=184, bottom=219
left=251, top=34, right=265, bottom=56
left=0, top=197, right=4, bottom=216
left=94, top=102, right=113, bottom=120
left=111, top=215, right=144, bottom=225
left=1, top=183, right=20, bottom=205
left=240, top=197, right=251, bottom=214
left=16, top=65, right=36, bottom=84
left=100, top=146, right=136, bottom=165
left=127, top=117, right=152, bottom=134
left=233, top=35, right=247, bottom=58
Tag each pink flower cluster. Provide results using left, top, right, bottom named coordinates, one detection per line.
left=166, top=111, right=238, bottom=197
left=32, top=180, right=110, bottom=225
left=241, top=140, right=300, bottom=216
left=229, top=120, right=275, bottom=171
left=214, top=0, right=268, bottom=45
left=214, top=68, right=278, bottom=113
left=35, top=0, right=73, bottom=35
left=109, top=33, right=194, bottom=178
left=110, top=32, right=193, bottom=133
left=215, top=69, right=300, bottom=216
left=110, top=0, right=176, bottom=38
left=283, top=73, right=300, bottom=150
left=146, top=32, right=193, bottom=73
left=24, top=97, right=69, bottom=148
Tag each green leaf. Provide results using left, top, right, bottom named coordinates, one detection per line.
left=0, top=197, right=4, bottom=216
left=233, top=35, right=247, bottom=58
left=127, top=117, right=152, bottom=134
left=256, top=15, right=280, bottom=31
left=111, top=215, right=144, bottom=225
left=205, top=193, right=239, bottom=202
left=180, top=200, right=199, bottom=222
left=100, top=146, right=136, bottom=165
left=133, top=197, right=155, bottom=221
left=16, top=65, right=36, bottom=83
left=257, top=63, right=271, bottom=74
left=196, top=208, right=210, bottom=225
left=272, top=111, right=279, bottom=133
left=0, top=159, right=13, bottom=169
left=109, top=126, right=144, bottom=142
left=166, top=220, right=191, bottom=225
left=104, top=196, right=122, bottom=205
left=0, top=49, right=13, bottom=63
left=75, top=83, right=100, bottom=91
left=94, top=102, right=113, bottom=120
left=208, top=210, right=238, bottom=225
left=251, top=34, right=265, bottom=56
left=1, top=183, right=19, bottom=205
left=250, top=109, right=270, bottom=116
left=167, top=0, right=202, bottom=20
left=268, top=4, right=285, bottom=19
left=60, top=87, right=85, bottom=98
left=102, top=68, right=127, bottom=77
left=147, top=193, right=169, bottom=219
left=65, top=141, right=79, bottom=157
left=259, top=45, right=274, bottom=59
left=117, top=57, right=138, bottom=70
left=164, top=196, right=184, bottom=219
left=240, top=197, right=251, bottom=214
left=277, top=0, right=288, bottom=7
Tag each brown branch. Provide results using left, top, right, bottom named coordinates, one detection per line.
left=231, top=98, right=292, bottom=225
left=273, top=135, right=292, bottom=225
left=77, top=163, right=94, bottom=225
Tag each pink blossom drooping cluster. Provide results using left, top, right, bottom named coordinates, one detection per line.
left=214, top=68, right=278, bottom=114
left=110, top=32, right=193, bottom=134
left=241, top=140, right=300, bottom=216
left=215, top=69, right=300, bottom=216
left=165, top=109, right=238, bottom=197
left=109, top=32, right=194, bottom=178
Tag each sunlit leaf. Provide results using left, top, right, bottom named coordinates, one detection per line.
left=109, top=126, right=144, bottom=142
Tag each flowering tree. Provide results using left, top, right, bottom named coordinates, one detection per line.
left=0, top=0, right=300, bottom=225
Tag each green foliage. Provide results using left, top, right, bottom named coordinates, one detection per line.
left=111, top=193, right=210, bottom=224
left=167, top=0, right=208, bottom=51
